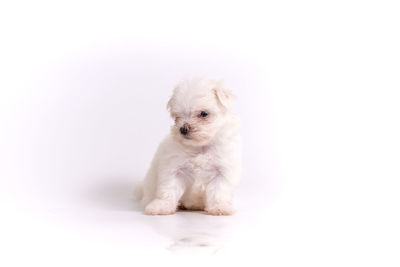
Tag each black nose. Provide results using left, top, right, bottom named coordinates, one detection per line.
left=180, top=125, right=189, bottom=135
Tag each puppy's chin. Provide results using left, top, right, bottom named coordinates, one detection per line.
left=172, top=130, right=213, bottom=147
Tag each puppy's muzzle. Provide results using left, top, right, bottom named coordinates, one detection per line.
left=179, top=123, right=191, bottom=136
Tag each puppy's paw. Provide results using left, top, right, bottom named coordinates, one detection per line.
left=205, top=203, right=235, bottom=216
left=145, top=199, right=177, bottom=215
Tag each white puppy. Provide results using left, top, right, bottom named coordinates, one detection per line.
left=137, top=78, right=241, bottom=215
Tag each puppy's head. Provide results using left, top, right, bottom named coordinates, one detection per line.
left=167, top=78, right=235, bottom=147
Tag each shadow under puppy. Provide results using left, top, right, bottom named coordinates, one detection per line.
left=135, top=78, right=242, bottom=215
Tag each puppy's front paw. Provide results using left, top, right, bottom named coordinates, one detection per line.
left=145, top=199, right=177, bottom=215
left=206, top=204, right=235, bottom=216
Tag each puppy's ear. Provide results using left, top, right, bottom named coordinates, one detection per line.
left=166, top=95, right=174, bottom=111
left=214, top=85, right=236, bottom=110
left=167, top=87, right=177, bottom=113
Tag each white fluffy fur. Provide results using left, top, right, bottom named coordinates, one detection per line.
left=138, top=78, right=241, bottom=216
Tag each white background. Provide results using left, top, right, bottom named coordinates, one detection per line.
left=1, top=0, right=399, bottom=266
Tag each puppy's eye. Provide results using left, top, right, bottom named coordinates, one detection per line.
left=199, top=111, right=208, bottom=118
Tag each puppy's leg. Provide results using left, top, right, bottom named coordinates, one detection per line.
left=205, top=177, right=235, bottom=216
left=145, top=175, right=184, bottom=215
